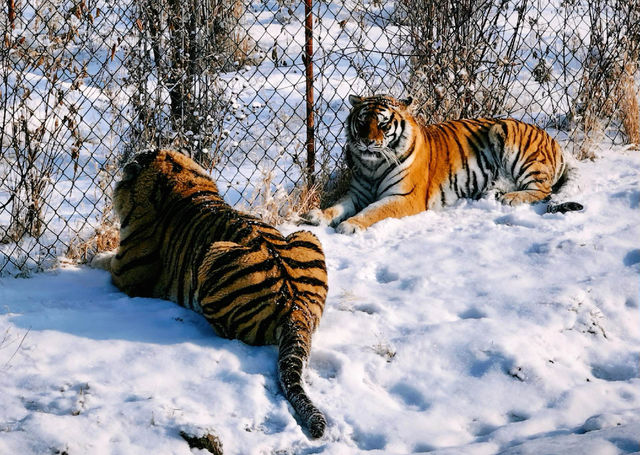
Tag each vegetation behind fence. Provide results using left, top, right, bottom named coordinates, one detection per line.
left=1, top=0, right=639, bottom=275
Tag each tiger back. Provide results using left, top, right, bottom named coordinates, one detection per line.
left=302, top=94, right=581, bottom=233
left=99, top=149, right=328, bottom=438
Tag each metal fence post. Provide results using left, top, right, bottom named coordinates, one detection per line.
left=304, top=0, right=315, bottom=183
left=7, top=0, right=16, bottom=29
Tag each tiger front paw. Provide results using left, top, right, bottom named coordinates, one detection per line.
left=335, top=219, right=364, bottom=235
left=90, top=251, right=116, bottom=271
left=299, top=208, right=327, bottom=226
left=497, top=192, right=517, bottom=206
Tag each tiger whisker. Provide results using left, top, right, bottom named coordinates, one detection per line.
left=381, top=147, right=400, bottom=165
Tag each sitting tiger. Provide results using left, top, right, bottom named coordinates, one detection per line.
left=93, top=149, right=329, bottom=438
left=303, top=94, right=582, bottom=234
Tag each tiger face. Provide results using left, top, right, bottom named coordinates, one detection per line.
left=346, top=94, right=414, bottom=165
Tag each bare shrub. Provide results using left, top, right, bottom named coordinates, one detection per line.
left=618, top=62, right=640, bottom=147
left=1, top=0, right=87, bottom=244
left=397, top=0, right=527, bottom=123
left=65, top=159, right=120, bottom=263
left=123, top=0, right=256, bottom=166
left=2, top=115, right=54, bottom=242
left=571, top=0, right=640, bottom=157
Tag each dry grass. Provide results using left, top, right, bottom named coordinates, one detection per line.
left=231, top=32, right=263, bottom=66
left=617, top=63, right=640, bottom=148
left=575, top=58, right=639, bottom=158
left=211, top=0, right=264, bottom=68
left=65, top=221, right=119, bottom=264
left=292, top=183, right=322, bottom=217
left=573, top=98, right=604, bottom=161
left=240, top=167, right=322, bottom=225
left=65, top=160, right=120, bottom=263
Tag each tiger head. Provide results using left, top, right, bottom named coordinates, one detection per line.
left=346, top=94, right=414, bottom=165
left=113, top=149, right=219, bottom=228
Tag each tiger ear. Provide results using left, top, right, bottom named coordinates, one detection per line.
left=121, top=162, right=141, bottom=183
left=399, top=96, right=413, bottom=107
left=349, top=95, right=364, bottom=107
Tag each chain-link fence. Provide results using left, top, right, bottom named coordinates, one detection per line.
left=1, top=0, right=639, bottom=275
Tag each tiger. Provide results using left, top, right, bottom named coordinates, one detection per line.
left=93, top=149, right=329, bottom=438
left=302, top=94, right=582, bottom=234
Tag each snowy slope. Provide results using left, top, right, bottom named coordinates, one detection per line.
left=1, top=147, right=639, bottom=454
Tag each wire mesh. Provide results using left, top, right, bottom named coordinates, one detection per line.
left=1, top=0, right=639, bottom=275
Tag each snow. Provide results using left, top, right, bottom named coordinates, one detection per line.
left=1, top=147, right=639, bottom=454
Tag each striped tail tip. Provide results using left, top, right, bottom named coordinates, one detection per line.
left=278, top=320, right=326, bottom=438
left=282, top=383, right=326, bottom=438
left=308, top=411, right=327, bottom=438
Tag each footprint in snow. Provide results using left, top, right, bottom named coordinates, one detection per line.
left=494, top=214, right=537, bottom=228
left=470, top=421, right=500, bottom=438
left=376, top=267, right=400, bottom=284
left=458, top=307, right=487, bottom=320
left=353, top=302, right=382, bottom=315
left=351, top=426, right=387, bottom=451
left=389, top=382, right=430, bottom=412
left=507, top=411, right=530, bottom=423
left=257, top=411, right=289, bottom=435
left=591, top=359, right=638, bottom=382
left=375, top=266, right=399, bottom=284
left=623, top=249, right=640, bottom=269
left=309, top=350, right=343, bottom=380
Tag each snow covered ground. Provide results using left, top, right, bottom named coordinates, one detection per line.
left=1, top=146, right=639, bottom=454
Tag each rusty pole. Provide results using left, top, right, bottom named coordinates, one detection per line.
left=8, top=0, right=16, bottom=29
left=304, top=0, right=315, bottom=183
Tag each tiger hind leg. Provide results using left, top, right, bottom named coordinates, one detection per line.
left=199, top=239, right=328, bottom=437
